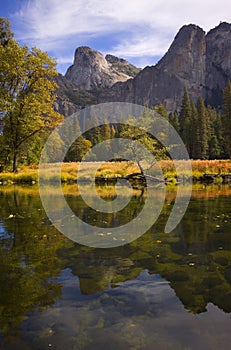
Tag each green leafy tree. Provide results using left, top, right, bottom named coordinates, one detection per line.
left=60, top=115, right=92, bottom=162
left=0, top=17, right=13, bottom=46
left=0, top=19, right=63, bottom=171
left=65, top=138, right=92, bottom=162
left=120, top=112, right=166, bottom=174
left=100, top=117, right=111, bottom=140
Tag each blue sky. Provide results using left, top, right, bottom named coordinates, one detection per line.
left=1, top=0, right=231, bottom=74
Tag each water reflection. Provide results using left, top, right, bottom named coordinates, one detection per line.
left=0, top=184, right=231, bottom=349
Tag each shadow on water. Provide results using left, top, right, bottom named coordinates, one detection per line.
left=0, top=184, right=231, bottom=349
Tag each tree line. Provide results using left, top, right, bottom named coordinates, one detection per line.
left=170, top=87, right=231, bottom=159
left=0, top=17, right=231, bottom=172
left=75, top=87, right=231, bottom=162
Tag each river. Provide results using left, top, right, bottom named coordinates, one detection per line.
left=0, top=184, right=231, bottom=350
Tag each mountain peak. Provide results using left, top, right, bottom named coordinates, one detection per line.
left=73, top=46, right=104, bottom=65
left=207, top=21, right=231, bottom=35
left=173, top=24, right=205, bottom=45
left=65, top=46, right=138, bottom=90
left=56, top=22, right=231, bottom=113
left=178, top=23, right=204, bottom=33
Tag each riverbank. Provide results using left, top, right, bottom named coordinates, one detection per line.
left=0, top=160, right=231, bottom=185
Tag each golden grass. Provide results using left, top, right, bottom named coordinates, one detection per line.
left=0, top=160, right=230, bottom=184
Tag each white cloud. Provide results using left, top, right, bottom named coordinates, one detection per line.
left=110, top=31, right=173, bottom=58
left=11, top=0, right=231, bottom=72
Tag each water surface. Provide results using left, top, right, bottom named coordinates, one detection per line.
left=0, top=184, right=231, bottom=350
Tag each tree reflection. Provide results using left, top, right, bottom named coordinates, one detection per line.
left=59, top=184, right=231, bottom=314
left=0, top=184, right=231, bottom=344
left=0, top=188, right=67, bottom=341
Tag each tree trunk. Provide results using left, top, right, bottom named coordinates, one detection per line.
left=12, top=152, right=18, bottom=173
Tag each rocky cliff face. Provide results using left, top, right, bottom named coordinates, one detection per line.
left=156, top=24, right=206, bottom=107
left=53, top=74, right=80, bottom=116
left=100, top=23, right=231, bottom=110
left=99, top=24, right=207, bottom=110
left=205, top=22, right=231, bottom=106
left=65, top=46, right=137, bottom=90
left=55, top=22, right=231, bottom=115
left=105, top=54, right=140, bottom=77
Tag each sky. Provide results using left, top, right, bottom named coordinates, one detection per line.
left=1, top=0, right=231, bottom=75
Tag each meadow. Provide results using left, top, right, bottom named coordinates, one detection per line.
left=0, top=160, right=231, bottom=185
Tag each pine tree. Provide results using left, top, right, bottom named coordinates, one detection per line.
left=207, top=106, right=221, bottom=159
left=84, top=114, right=101, bottom=145
left=196, top=97, right=209, bottom=159
left=153, top=103, right=169, bottom=120
left=179, top=90, right=192, bottom=152
left=215, top=112, right=226, bottom=158
left=222, top=80, right=231, bottom=158
left=169, top=112, right=180, bottom=133
left=190, top=102, right=199, bottom=159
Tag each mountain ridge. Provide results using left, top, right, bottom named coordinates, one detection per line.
left=55, top=22, right=231, bottom=115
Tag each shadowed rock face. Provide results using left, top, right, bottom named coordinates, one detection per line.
left=64, top=46, right=136, bottom=90
left=55, top=22, right=231, bottom=115
left=155, top=24, right=206, bottom=109
left=53, top=74, right=81, bottom=116
left=205, top=22, right=231, bottom=106
left=101, top=25, right=206, bottom=110
left=99, top=23, right=231, bottom=111
left=99, top=24, right=207, bottom=110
